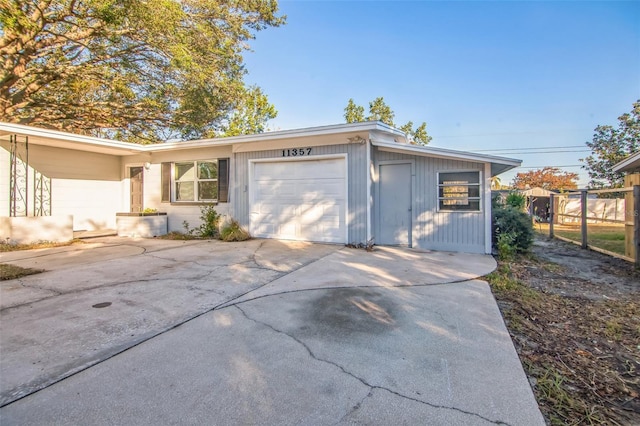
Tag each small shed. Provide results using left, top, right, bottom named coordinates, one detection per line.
left=520, top=187, right=556, bottom=222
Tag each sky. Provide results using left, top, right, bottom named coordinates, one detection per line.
left=241, top=0, right=640, bottom=187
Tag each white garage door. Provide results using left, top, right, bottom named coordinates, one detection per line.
left=250, top=157, right=347, bottom=243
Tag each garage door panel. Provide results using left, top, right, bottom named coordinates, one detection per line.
left=250, top=158, right=346, bottom=243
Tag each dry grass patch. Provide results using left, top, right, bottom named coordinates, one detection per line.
left=0, top=264, right=44, bottom=280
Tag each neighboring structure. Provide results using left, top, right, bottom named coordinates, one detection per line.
left=613, top=150, right=640, bottom=175
left=1, top=121, right=521, bottom=253
left=613, top=150, right=640, bottom=261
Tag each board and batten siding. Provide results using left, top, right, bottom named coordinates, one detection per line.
left=374, top=149, right=486, bottom=253
left=233, top=142, right=369, bottom=244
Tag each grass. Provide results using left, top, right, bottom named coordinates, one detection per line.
left=0, top=239, right=83, bottom=253
left=535, top=223, right=626, bottom=256
left=0, top=264, right=43, bottom=280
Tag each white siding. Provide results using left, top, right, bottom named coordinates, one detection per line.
left=129, top=147, right=233, bottom=233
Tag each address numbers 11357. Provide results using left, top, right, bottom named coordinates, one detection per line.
left=282, top=148, right=312, bottom=157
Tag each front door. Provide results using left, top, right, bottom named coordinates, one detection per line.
left=130, top=166, right=144, bottom=213
left=378, top=163, right=412, bottom=246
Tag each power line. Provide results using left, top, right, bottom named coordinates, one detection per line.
left=518, top=165, right=583, bottom=169
left=436, top=129, right=592, bottom=139
left=487, top=150, right=590, bottom=155
left=472, top=145, right=586, bottom=152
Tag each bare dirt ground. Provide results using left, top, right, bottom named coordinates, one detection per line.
left=487, top=236, right=640, bottom=425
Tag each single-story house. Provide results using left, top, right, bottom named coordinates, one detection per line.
left=1, top=121, right=521, bottom=254
left=613, top=150, right=640, bottom=174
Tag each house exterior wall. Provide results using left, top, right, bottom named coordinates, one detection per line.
left=373, top=148, right=487, bottom=253
left=0, top=141, right=122, bottom=231
left=233, top=142, right=369, bottom=244
left=124, top=146, right=233, bottom=232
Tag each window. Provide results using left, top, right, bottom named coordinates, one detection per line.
left=438, top=171, right=481, bottom=211
left=162, top=159, right=229, bottom=203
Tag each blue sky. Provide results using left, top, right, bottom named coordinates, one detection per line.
left=243, top=1, right=640, bottom=187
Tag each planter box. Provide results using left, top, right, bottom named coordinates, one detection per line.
left=1, top=215, right=74, bottom=244
left=116, top=213, right=168, bottom=238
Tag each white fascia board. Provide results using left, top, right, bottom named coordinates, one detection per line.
left=0, top=122, right=145, bottom=155
left=370, top=139, right=521, bottom=176
left=152, top=121, right=405, bottom=153
left=612, top=150, right=640, bottom=173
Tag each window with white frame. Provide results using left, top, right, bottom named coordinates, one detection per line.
left=174, top=160, right=218, bottom=202
left=438, top=171, right=481, bottom=211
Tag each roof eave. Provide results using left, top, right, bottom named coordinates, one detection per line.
left=0, top=122, right=145, bottom=155
left=370, top=139, right=521, bottom=176
left=612, top=151, right=640, bottom=173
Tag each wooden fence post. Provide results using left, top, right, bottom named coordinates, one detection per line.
left=581, top=189, right=588, bottom=249
left=549, top=193, right=555, bottom=238
left=634, top=185, right=640, bottom=266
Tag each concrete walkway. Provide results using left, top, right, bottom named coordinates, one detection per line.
left=0, top=237, right=545, bottom=425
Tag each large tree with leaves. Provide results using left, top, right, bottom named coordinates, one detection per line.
left=581, top=100, right=640, bottom=188
left=343, top=97, right=432, bottom=145
left=511, top=167, right=579, bottom=191
left=0, top=0, right=284, bottom=142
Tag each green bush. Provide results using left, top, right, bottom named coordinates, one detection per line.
left=220, top=219, right=251, bottom=242
left=505, top=192, right=526, bottom=210
left=492, top=206, right=534, bottom=254
left=197, top=205, right=220, bottom=238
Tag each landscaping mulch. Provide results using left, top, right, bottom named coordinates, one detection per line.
left=487, top=237, right=640, bottom=425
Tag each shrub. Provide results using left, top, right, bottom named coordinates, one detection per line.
left=196, top=205, right=220, bottom=238
left=505, top=192, right=526, bottom=210
left=219, top=219, right=251, bottom=242
left=496, top=231, right=517, bottom=260
left=182, top=205, right=220, bottom=238
left=492, top=206, right=534, bottom=254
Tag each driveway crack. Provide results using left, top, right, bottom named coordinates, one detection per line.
left=234, top=305, right=512, bottom=426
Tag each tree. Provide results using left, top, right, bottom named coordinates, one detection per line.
left=367, top=97, right=395, bottom=126
left=491, top=176, right=502, bottom=190
left=581, top=100, right=640, bottom=188
left=222, top=86, right=277, bottom=137
left=343, top=97, right=432, bottom=145
left=511, top=167, right=579, bottom=191
left=344, top=98, right=364, bottom=123
left=0, top=0, right=284, bottom=142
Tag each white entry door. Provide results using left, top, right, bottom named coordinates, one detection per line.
left=250, top=157, right=347, bottom=243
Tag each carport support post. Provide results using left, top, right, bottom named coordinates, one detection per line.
left=549, top=193, right=554, bottom=238
left=581, top=189, right=588, bottom=249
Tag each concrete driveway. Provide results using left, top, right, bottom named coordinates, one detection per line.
left=0, top=238, right=545, bottom=425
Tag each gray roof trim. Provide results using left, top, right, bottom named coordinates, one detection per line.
left=370, top=139, right=522, bottom=176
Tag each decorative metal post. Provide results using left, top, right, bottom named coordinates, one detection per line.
left=9, top=135, right=28, bottom=217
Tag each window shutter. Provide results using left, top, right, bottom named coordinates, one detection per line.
left=218, top=158, right=229, bottom=203
left=161, top=162, right=171, bottom=202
